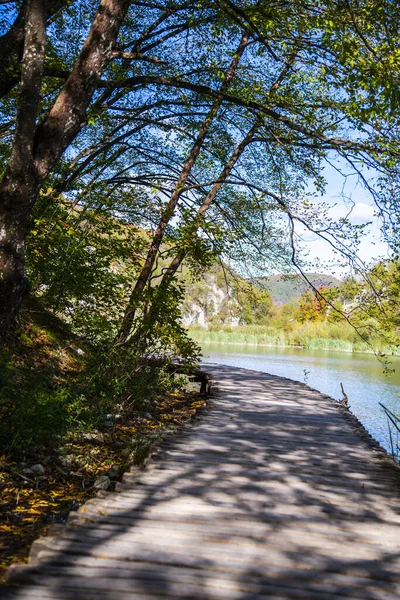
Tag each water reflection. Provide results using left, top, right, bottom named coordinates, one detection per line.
left=202, top=344, right=400, bottom=454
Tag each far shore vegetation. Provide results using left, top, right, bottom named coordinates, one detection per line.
left=185, top=261, right=400, bottom=357
left=189, top=324, right=394, bottom=355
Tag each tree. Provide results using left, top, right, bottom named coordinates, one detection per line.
left=296, top=289, right=325, bottom=323
left=0, top=0, right=131, bottom=338
left=1, top=0, right=399, bottom=346
left=116, top=30, right=252, bottom=342
left=348, top=260, right=400, bottom=344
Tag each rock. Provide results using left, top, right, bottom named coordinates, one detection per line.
left=30, top=464, right=45, bottom=475
left=121, top=448, right=131, bottom=458
left=82, top=433, right=104, bottom=443
left=144, top=412, right=154, bottom=420
left=101, top=420, right=113, bottom=429
left=22, top=468, right=34, bottom=476
left=94, top=475, right=111, bottom=490
left=59, top=454, right=75, bottom=466
left=76, top=348, right=85, bottom=356
left=19, top=462, right=27, bottom=468
left=107, top=465, right=120, bottom=480
left=105, top=413, right=123, bottom=423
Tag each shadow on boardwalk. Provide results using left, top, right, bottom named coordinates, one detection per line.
left=4, top=364, right=400, bottom=599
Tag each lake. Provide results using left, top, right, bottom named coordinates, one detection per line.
left=201, top=343, right=400, bottom=456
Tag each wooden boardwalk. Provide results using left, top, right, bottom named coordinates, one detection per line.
left=4, top=363, right=400, bottom=599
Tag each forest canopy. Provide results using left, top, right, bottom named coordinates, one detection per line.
left=0, top=0, right=399, bottom=354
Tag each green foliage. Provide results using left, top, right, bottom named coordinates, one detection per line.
left=237, top=285, right=273, bottom=326
left=0, top=297, right=192, bottom=459
left=188, top=259, right=400, bottom=355
left=134, top=282, right=202, bottom=369
left=295, top=288, right=328, bottom=323
left=0, top=304, right=88, bottom=456
left=26, top=191, right=146, bottom=343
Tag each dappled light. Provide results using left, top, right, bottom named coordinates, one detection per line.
left=4, top=365, right=400, bottom=599
left=1, top=1, right=400, bottom=597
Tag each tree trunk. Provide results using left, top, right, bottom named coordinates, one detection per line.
left=0, top=0, right=131, bottom=340
left=0, top=0, right=69, bottom=99
left=0, top=0, right=45, bottom=337
left=0, top=176, right=40, bottom=338
left=116, top=32, right=250, bottom=344
left=0, top=2, right=27, bottom=99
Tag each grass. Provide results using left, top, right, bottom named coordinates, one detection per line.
left=0, top=299, right=207, bottom=581
left=188, top=322, right=392, bottom=354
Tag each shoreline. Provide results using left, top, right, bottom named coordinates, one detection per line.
left=189, top=334, right=398, bottom=357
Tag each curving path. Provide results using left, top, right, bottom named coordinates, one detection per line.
left=3, top=363, right=400, bottom=599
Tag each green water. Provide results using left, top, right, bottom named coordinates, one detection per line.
left=201, top=343, right=400, bottom=455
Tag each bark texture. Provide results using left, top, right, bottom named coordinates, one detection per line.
left=0, top=0, right=131, bottom=339
left=0, top=0, right=45, bottom=337
left=0, top=2, right=27, bottom=99
left=0, top=0, right=68, bottom=99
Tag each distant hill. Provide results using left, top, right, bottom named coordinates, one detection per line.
left=256, top=273, right=342, bottom=306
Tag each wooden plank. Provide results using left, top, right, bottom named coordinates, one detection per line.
left=4, top=572, right=400, bottom=600
left=4, top=363, right=400, bottom=600
left=9, top=561, right=400, bottom=587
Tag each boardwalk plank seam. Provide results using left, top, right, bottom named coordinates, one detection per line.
left=3, top=363, right=400, bottom=600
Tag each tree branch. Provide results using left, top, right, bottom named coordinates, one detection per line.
left=33, top=0, right=132, bottom=180
left=102, top=74, right=377, bottom=152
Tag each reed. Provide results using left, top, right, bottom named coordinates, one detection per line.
left=188, top=325, right=392, bottom=354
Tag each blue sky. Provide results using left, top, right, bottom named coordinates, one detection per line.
left=296, top=161, right=390, bottom=278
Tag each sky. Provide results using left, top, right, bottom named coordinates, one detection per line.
left=295, top=161, right=390, bottom=279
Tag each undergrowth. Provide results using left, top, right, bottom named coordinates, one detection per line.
left=0, top=299, right=206, bottom=580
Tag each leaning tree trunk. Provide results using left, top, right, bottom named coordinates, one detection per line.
left=116, top=31, right=250, bottom=344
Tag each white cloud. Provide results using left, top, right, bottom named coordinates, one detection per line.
left=328, top=202, right=376, bottom=224
left=293, top=199, right=389, bottom=276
